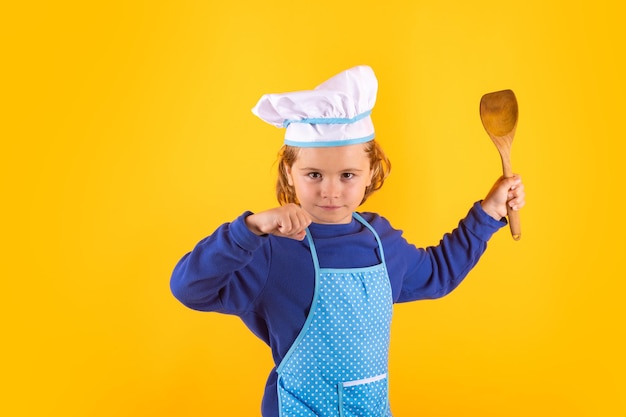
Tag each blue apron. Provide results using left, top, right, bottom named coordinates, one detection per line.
left=276, top=213, right=393, bottom=417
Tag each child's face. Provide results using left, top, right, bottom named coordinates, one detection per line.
left=285, top=143, right=373, bottom=224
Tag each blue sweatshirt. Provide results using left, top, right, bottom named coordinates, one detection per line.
left=170, top=202, right=505, bottom=416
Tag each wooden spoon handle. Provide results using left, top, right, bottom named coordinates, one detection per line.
left=507, top=204, right=521, bottom=240
left=500, top=150, right=521, bottom=240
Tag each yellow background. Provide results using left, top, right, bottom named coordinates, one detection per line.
left=2, top=0, right=625, bottom=415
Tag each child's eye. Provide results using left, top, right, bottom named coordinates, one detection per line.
left=308, top=172, right=322, bottom=179
left=342, top=173, right=354, bottom=179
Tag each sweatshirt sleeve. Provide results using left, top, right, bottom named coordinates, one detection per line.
left=170, top=211, right=271, bottom=314
left=394, top=201, right=505, bottom=302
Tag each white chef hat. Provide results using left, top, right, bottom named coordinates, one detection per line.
left=251, top=65, right=378, bottom=147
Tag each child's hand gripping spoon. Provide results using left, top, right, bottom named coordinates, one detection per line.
left=479, top=89, right=521, bottom=240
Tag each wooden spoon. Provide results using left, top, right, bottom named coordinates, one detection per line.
left=479, top=89, right=521, bottom=240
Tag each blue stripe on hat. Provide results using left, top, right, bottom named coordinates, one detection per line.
left=282, top=110, right=372, bottom=128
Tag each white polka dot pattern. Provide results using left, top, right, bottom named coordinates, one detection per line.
left=277, top=265, right=393, bottom=417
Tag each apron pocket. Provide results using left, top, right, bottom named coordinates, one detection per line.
left=338, top=373, right=390, bottom=417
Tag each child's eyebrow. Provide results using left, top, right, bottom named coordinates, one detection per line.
left=297, top=167, right=366, bottom=172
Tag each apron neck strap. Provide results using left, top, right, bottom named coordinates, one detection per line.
left=305, top=213, right=386, bottom=268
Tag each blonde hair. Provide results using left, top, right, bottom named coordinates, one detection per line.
left=276, top=140, right=391, bottom=206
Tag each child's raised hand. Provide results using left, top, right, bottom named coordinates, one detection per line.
left=480, top=175, right=526, bottom=221
left=245, top=204, right=313, bottom=241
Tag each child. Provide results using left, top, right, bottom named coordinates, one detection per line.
left=170, top=65, right=525, bottom=417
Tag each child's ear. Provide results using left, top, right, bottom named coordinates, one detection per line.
left=285, top=164, right=294, bottom=186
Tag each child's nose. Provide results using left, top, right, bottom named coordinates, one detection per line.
left=321, top=178, right=340, bottom=198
